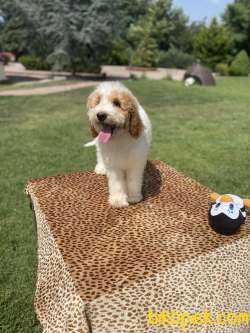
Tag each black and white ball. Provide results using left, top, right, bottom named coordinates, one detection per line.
left=209, top=194, right=247, bottom=235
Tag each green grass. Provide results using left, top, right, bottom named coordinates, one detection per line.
left=1, top=77, right=250, bottom=332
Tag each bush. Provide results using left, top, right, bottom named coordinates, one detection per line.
left=73, top=60, right=101, bottom=74
left=229, top=50, right=250, bottom=76
left=158, top=48, right=195, bottom=69
left=19, top=55, right=51, bottom=70
left=215, top=63, right=229, bottom=76
left=80, top=64, right=101, bottom=74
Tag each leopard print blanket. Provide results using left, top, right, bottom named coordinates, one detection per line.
left=26, top=160, right=250, bottom=333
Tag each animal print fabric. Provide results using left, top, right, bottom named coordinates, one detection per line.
left=26, top=160, right=250, bottom=333
left=29, top=196, right=90, bottom=333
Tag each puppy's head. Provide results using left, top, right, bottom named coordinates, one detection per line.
left=87, top=82, right=143, bottom=143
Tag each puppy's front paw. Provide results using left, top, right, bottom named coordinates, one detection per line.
left=95, top=164, right=106, bottom=175
left=128, top=193, right=143, bottom=204
left=109, top=194, right=129, bottom=208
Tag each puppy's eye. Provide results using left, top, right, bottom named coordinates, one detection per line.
left=113, top=99, right=121, bottom=108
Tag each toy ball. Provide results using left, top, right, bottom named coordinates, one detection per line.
left=209, top=192, right=250, bottom=236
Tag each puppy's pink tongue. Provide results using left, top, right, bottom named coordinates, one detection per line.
left=99, top=127, right=112, bottom=144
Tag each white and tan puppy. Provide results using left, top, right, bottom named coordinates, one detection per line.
left=86, top=81, right=152, bottom=208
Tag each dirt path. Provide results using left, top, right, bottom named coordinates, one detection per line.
left=0, top=81, right=99, bottom=96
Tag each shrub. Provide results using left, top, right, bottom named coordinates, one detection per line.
left=80, top=64, right=101, bottom=74
left=229, top=50, right=250, bottom=76
left=215, top=63, right=229, bottom=76
left=73, top=63, right=101, bottom=74
left=66, top=56, right=101, bottom=74
left=19, top=55, right=51, bottom=70
left=158, top=49, right=195, bottom=69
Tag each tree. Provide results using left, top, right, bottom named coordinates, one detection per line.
left=16, top=0, right=116, bottom=74
left=151, top=1, right=189, bottom=52
left=223, top=0, right=250, bottom=55
left=193, top=18, right=233, bottom=70
left=17, top=0, right=152, bottom=72
left=131, top=38, right=160, bottom=67
left=181, top=21, right=206, bottom=54
left=104, top=0, right=153, bottom=65
left=0, top=17, right=26, bottom=55
left=0, top=1, right=36, bottom=56
left=109, top=0, right=153, bottom=39
left=127, top=0, right=190, bottom=67
left=138, top=0, right=189, bottom=52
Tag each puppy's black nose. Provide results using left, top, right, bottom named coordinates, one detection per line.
left=97, top=112, right=107, bottom=122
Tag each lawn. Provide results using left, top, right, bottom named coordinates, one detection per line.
left=1, top=77, right=250, bottom=332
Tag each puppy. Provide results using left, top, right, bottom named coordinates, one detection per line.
left=86, top=82, right=152, bottom=208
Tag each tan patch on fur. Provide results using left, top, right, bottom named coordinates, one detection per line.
left=87, top=91, right=101, bottom=138
left=87, top=91, right=101, bottom=109
left=90, top=124, right=98, bottom=138
left=109, top=90, right=143, bottom=138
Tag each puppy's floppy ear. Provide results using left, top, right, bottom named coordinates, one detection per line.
left=87, top=90, right=100, bottom=110
left=121, top=91, right=143, bottom=138
left=87, top=90, right=100, bottom=138
left=90, top=124, right=98, bottom=138
left=129, top=100, right=143, bottom=138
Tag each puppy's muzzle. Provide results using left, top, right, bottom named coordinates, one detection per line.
left=97, top=112, right=107, bottom=122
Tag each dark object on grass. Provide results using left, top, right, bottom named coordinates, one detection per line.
left=209, top=193, right=250, bottom=235
left=184, top=63, right=216, bottom=86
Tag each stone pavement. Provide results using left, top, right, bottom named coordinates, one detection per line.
left=0, top=81, right=99, bottom=96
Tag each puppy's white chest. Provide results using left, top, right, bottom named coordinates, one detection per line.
left=98, top=135, right=141, bottom=169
